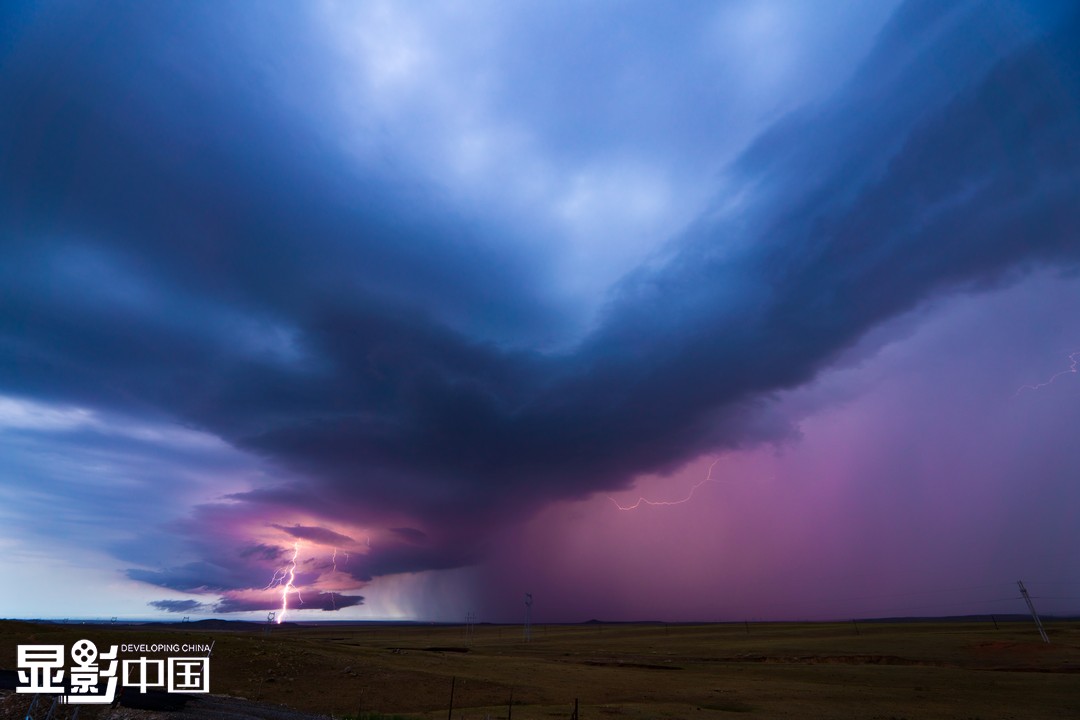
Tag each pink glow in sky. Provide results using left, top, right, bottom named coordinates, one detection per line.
left=477, top=273, right=1080, bottom=622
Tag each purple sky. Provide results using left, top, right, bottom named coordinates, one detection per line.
left=1, top=0, right=1079, bottom=622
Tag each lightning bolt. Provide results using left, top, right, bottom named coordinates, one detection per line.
left=1015, top=351, right=1080, bottom=395
left=327, top=548, right=342, bottom=611
left=264, top=534, right=366, bottom=618
left=273, top=541, right=300, bottom=623
left=261, top=568, right=287, bottom=591
left=609, top=458, right=721, bottom=511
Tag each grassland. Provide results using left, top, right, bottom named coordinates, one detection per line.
left=2, top=619, right=1078, bottom=719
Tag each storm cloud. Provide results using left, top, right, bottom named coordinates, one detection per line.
left=2, top=1, right=1078, bottom=617
left=148, top=599, right=208, bottom=614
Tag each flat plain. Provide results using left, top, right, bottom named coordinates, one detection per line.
left=1, top=619, right=1078, bottom=719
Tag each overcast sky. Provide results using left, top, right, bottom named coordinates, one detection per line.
left=1, top=0, right=1079, bottom=622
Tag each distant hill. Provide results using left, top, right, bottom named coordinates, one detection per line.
left=146, top=619, right=299, bottom=630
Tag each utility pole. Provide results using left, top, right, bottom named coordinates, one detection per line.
left=1017, top=580, right=1049, bottom=643
left=465, top=611, right=476, bottom=642
left=524, top=593, right=533, bottom=642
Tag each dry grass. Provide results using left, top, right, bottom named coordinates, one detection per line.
left=2, top=619, right=1078, bottom=719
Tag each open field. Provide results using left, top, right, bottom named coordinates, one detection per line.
left=2, top=619, right=1078, bottom=720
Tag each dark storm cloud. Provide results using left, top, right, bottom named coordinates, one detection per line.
left=239, top=544, right=286, bottom=562
left=2, top=0, right=1079, bottom=600
left=270, top=524, right=356, bottom=548
left=128, top=561, right=244, bottom=594
left=213, top=592, right=363, bottom=614
left=148, top=599, right=207, bottom=614
left=391, top=528, right=428, bottom=543
left=563, top=2, right=1080, bottom=470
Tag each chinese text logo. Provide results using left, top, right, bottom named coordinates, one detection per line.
left=16, top=640, right=210, bottom=704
